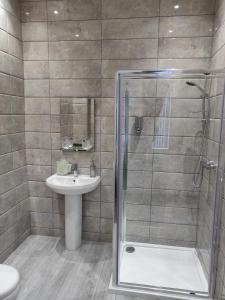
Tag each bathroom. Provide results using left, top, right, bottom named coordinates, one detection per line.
left=1, top=0, right=225, bottom=299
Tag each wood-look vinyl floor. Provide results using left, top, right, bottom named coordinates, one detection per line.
left=4, top=235, right=144, bottom=300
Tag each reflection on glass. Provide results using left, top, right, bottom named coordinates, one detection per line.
left=60, top=98, right=95, bottom=152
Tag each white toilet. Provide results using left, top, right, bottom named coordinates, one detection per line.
left=0, top=265, right=20, bottom=300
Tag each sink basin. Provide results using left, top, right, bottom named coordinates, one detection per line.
left=46, top=174, right=100, bottom=251
left=46, top=174, right=100, bottom=195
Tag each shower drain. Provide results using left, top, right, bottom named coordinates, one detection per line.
left=126, top=246, right=135, bottom=253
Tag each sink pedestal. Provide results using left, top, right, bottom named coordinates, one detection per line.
left=65, top=195, right=82, bottom=250
left=46, top=174, right=100, bottom=251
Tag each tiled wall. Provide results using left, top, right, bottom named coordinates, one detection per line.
left=0, top=0, right=29, bottom=262
left=21, top=0, right=215, bottom=242
left=119, top=76, right=205, bottom=245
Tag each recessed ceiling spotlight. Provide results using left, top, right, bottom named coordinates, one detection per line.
left=75, top=34, right=80, bottom=38
left=54, top=10, right=59, bottom=15
left=169, top=30, right=173, bottom=33
left=25, top=11, right=30, bottom=15
left=174, top=4, right=180, bottom=9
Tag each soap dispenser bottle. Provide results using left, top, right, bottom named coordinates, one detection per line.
left=90, top=160, right=97, bottom=177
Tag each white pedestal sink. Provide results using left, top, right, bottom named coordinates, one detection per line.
left=46, top=174, right=100, bottom=250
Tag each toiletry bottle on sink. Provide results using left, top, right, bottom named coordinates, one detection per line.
left=90, top=160, right=97, bottom=177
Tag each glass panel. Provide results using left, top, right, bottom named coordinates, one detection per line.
left=60, top=98, right=95, bottom=151
left=114, top=71, right=225, bottom=297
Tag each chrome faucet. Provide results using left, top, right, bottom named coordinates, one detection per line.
left=71, top=163, right=78, bottom=177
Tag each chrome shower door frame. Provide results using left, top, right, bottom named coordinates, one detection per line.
left=111, top=69, right=225, bottom=300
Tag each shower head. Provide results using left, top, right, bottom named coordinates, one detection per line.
left=186, top=81, right=196, bottom=87
left=185, top=81, right=208, bottom=98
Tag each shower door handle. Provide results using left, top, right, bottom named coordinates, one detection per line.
left=123, top=89, right=129, bottom=190
left=205, top=161, right=217, bottom=170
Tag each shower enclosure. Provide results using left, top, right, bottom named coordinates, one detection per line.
left=110, top=69, right=225, bottom=300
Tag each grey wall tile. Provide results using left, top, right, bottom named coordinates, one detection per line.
left=48, top=20, right=101, bottom=41
left=128, top=98, right=156, bottom=117
left=27, top=165, right=51, bottom=181
left=126, top=204, right=150, bottom=221
left=100, top=218, right=112, bottom=234
left=160, top=0, right=215, bottom=16
left=125, top=188, right=151, bottom=205
left=152, top=172, right=195, bottom=190
left=83, top=201, right=100, bottom=218
left=128, top=171, right=152, bottom=188
left=26, top=132, right=51, bottom=149
left=26, top=149, right=51, bottom=165
left=83, top=217, right=100, bottom=233
left=8, top=35, right=23, bottom=59
left=0, top=29, right=8, bottom=52
left=0, top=7, right=7, bottom=31
left=50, top=79, right=101, bottom=97
left=25, top=98, right=50, bottom=115
left=7, top=13, right=21, bottom=39
left=49, top=41, right=101, bottom=60
left=30, top=197, right=52, bottom=213
left=47, top=0, right=101, bottom=21
left=8, top=56, right=23, bottom=78
left=13, top=150, right=26, bottom=169
left=102, top=39, right=158, bottom=59
left=126, top=220, right=150, bottom=240
left=11, top=133, right=25, bottom=152
left=101, top=152, right=114, bottom=169
left=29, top=181, right=52, bottom=198
left=152, top=189, right=199, bottom=208
left=21, top=1, right=47, bottom=22
left=150, top=222, right=196, bottom=242
left=19, top=0, right=218, bottom=248
left=23, top=42, right=48, bottom=60
left=102, top=18, right=158, bottom=39
left=22, top=22, right=48, bottom=42
left=84, top=186, right=100, bottom=202
left=49, top=60, right=101, bottom=79
left=128, top=153, right=153, bottom=171
left=0, top=154, right=13, bottom=175
left=102, top=59, right=157, bottom=78
left=159, top=37, right=212, bottom=58
left=101, top=202, right=113, bottom=219
left=25, top=80, right=49, bottom=97
left=101, top=117, right=114, bottom=135
left=24, top=61, right=49, bottom=79
left=159, top=15, right=214, bottom=38
left=128, top=135, right=154, bottom=154
left=158, top=58, right=211, bottom=69
left=101, top=135, right=114, bottom=152
left=31, top=212, right=52, bottom=228
left=101, top=185, right=114, bottom=203
left=151, top=206, right=197, bottom=225
left=153, top=154, right=199, bottom=173
left=102, top=0, right=159, bottom=18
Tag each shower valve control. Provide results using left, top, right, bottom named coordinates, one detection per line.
left=205, top=160, right=217, bottom=170
left=201, top=159, right=217, bottom=170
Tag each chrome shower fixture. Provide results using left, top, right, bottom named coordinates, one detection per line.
left=185, top=80, right=210, bottom=187
left=185, top=81, right=209, bottom=98
left=134, top=116, right=143, bottom=135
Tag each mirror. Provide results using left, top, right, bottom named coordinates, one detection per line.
left=60, top=98, right=95, bottom=151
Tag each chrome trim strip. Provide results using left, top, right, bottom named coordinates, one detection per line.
left=208, top=79, right=225, bottom=297
left=117, top=69, right=225, bottom=76
left=112, top=72, right=121, bottom=286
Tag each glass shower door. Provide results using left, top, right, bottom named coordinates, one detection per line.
left=112, top=70, right=225, bottom=299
